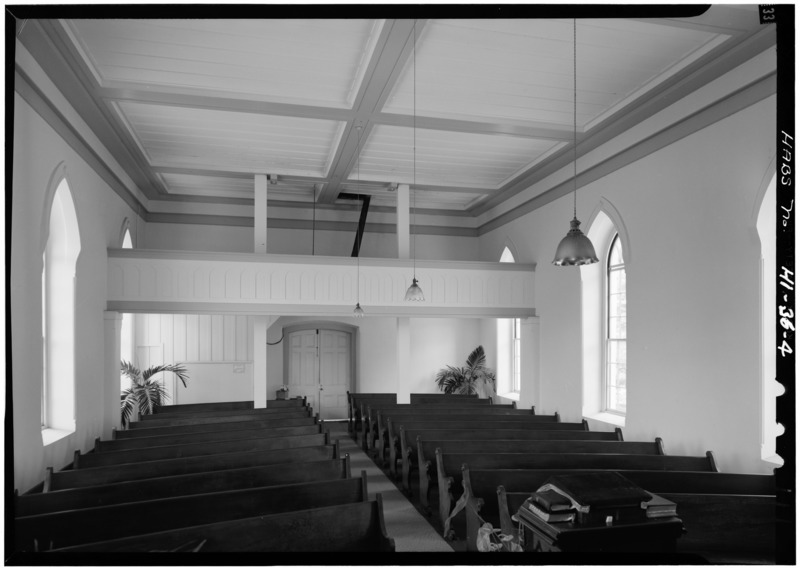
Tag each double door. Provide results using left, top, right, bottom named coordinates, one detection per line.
left=287, top=329, right=351, bottom=420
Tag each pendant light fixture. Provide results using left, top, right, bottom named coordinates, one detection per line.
left=353, top=124, right=365, bottom=318
left=553, top=19, right=598, bottom=267
left=405, top=19, right=425, bottom=301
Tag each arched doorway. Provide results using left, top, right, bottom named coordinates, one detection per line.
left=284, top=322, right=355, bottom=420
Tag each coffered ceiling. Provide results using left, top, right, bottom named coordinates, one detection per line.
left=17, top=6, right=772, bottom=223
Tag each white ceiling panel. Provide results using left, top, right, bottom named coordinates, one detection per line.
left=115, top=101, right=345, bottom=177
left=357, top=124, right=564, bottom=189
left=65, top=19, right=383, bottom=107
left=382, top=19, right=725, bottom=129
left=161, top=173, right=255, bottom=199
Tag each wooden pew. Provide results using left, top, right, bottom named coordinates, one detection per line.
left=361, top=403, right=545, bottom=452
left=392, top=424, right=621, bottom=490
left=114, top=414, right=317, bottom=439
left=462, top=466, right=774, bottom=552
left=489, top=471, right=776, bottom=562
left=16, top=473, right=370, bottom=551
left=409, top=393, right=487, bottom=404
left=151, top=397, right=307, bottom=415
left=46, top=443, right=339, bottom=490
left=372, top=409, right=565, bottom=465
left=16, top=456, right=350, bottom=516
left=425, top=447, right=718, bottom=531
left=97, top=424, right=322, bottom=452
left=50, top=494, right=396, bottom=552
left=348, top=392, right=397, bottom=434
left=132, top=406, right=312, bottom=428
left=75, top=432, right=330, bottom=469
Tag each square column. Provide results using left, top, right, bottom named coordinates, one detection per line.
left=104, top=311, right=123, bottom=435
left=255, top=174, right=267, bottom=254
left=396, top=183, right=410, bottom=259
left=252, top=316, right=269, bottom=408
left=519, top=317, right=541, bottom=411
left=396, top=317, right=411, bottom=403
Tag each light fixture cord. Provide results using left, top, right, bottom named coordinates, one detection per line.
left=573, top=18, right=577, bottom=220
left=412, top=18, right=417, bottom=279
left=312, top=186, right=316, bottom=255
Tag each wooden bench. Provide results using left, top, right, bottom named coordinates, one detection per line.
left=131, top=406, right=312, bottom=428
left=360, top=403, right=540, bottom=452
left=150, top=397, right=307, bottom=415
left=348, top=392, right=397, bottom=433
left=462, top=466, right=774, bottom=552
left=391, top=424, right=621, bottom=490
left=50, top=494, right=395, bottom=552
left=74, top=431, right=330, bottom=469
left=114, top=414, right=317, bottom=439
left=409, top=393, right=488, bottom=404
left=16, top=456, right=350, bottom=517
left=17, top=473, right=370, bottom=551
left=46, top=443, right=339, bottom=490
left=97, top=423, right=322, bottom=452
left=372, top=409, right=565, bottom=465
left=426, top=447, right=718, bottom=532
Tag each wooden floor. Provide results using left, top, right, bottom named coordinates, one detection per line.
left=328, top=421, right=454, bottom=552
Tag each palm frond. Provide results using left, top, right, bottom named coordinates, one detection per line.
left=465, top=345, right=487, bottom=371
left=120, top=387, right=137, bottom=427
left=142, top=364, right=190, bottom=388
left=121, top=360, right=142, bottom=386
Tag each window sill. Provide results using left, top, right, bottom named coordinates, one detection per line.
left=585, top=411, right=626, bottom=428
left=41, top=427, right=74, bottom=446
left=497, top=391, right=520, bottom=402
left=761, top=452, right=785, bottom=467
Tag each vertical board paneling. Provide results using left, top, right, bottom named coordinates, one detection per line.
left=161, top=314, right=174, bottom=365
left=186, top=314, right=199, bottom=361
left=198, top=315, right=212, bottom=361
left=223, top=315, right=236, bottom=360
left=211, top=315, right=224, bottom=361
left=173, top=314, right=187, bottom=362
left=236, top=316, right=248, bottom=361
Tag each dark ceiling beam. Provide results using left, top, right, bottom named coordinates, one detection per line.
left=630, top=6, right=758, bottom=35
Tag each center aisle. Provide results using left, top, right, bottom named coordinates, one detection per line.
left=328, top=422, right=454, bottom=552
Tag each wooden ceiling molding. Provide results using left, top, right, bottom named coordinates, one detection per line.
left=16, top=9, right=773, bottom=230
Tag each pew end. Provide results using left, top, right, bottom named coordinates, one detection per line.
left=655, top=437, right=666, bottom=455
left=615, top=427, right=624, bottom=441
left=43, top=468, right=53, bottom=493
left=581, top=418, right=588, bottom=430
left=555, top=411, right=561, bottom=422
left=344, top=453, right=351, bottom=478
left=72, top=450, right=81, bottom=470
left=111, top=427, right=117, bottom=440
left=706, top=451, right=719, bottom=472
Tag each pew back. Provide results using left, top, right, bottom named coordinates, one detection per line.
left=51, top=495, right=395, bottom=552
left=17, top=457, right=350, bottom=517
left=47, top=444, right=338, bottom=490
left=17, top=473, right=369, bottom=551
left=76, top=432, right=329, bottom=468
left=115, top=415, right=317, bottom=439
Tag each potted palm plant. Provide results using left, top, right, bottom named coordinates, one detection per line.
left=120, top=360, right=189, bottom=427
left=435, top=345, right=496, bottom=399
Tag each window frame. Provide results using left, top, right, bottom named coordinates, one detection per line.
left=603, top=233, right=626, bottom=415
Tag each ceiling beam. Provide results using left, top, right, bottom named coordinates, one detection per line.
left=318, top=19, right=423, bottom=205
left=376, top=112, right=574, bottom=141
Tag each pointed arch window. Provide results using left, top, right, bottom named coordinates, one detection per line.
left=605, top=234, right=626, bottom=414
left=498, top=246, right=521, bottom=395
left=42, top=178, right=80, bottom=439
left=120, top=224, right=134, bottom=388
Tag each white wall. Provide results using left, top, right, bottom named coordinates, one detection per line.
left=479, top=96, right=776, bottom=474
left=11, top=94, right=140, bottom=493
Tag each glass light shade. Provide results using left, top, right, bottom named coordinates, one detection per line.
left=404, top=278, right=425, bottom=301
left=353, top=302, right=365, bottom=318
left=553, top=217, right=599, bottom=266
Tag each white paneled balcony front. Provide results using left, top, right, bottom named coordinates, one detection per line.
left=107, top=249, right=536, bottom=318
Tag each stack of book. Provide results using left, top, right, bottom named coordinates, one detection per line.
left=517, top=472, right=678, bottom=526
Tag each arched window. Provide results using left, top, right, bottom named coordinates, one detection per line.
left=581, top=203, right=629, bottom=426
left=605, top=234, right=626, bottom=414
left=120, top=223, right=134, bottom=388
left=42, top=178, right=80, bottom=440
left=497, top=246, right=520, bottom=396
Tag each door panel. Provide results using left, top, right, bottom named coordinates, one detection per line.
left=287, top=328, right=352, bottom=420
